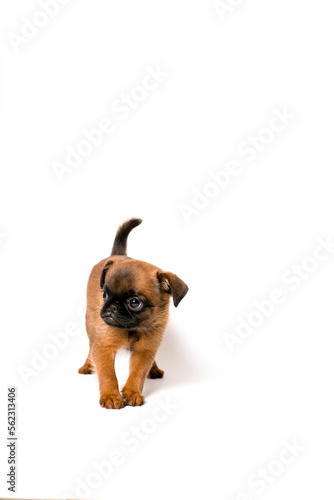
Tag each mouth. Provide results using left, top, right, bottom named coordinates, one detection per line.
left=100, top=313, right=134, bottom=329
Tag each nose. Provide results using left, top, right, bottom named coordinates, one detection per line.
left=110, top=303, right=120, bottom=314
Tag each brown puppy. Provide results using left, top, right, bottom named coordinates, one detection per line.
left=79, top=218, right=188, bottom=409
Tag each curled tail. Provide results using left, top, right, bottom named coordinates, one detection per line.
left=111, top=218, right=142, bottom=256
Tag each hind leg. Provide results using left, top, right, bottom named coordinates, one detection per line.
left=78, top=349, right=95, bottom=374
left=147, top=360, right=164, bottom=379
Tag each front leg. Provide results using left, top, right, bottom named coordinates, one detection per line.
left=92, top=344, right=124, bottom=409
left=122, top=348, right=156, bottom=406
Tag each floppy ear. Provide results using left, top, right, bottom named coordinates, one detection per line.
left=157, top=271, right=189, bottom=307
left=100, top=259, right=114, bottom=289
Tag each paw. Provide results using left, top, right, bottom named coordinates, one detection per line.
left=100, top=393, right=125, bottom=410
left=122, top=390, right=145, bottom=407
left=78, top=365, right=94, bottom=374
left=147, top=365, right=164, bottom=379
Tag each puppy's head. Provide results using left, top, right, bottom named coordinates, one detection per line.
left=99, top=258, right=188, bottom=330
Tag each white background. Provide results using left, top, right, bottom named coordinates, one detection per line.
left=1, top=0, right=334, bottom=499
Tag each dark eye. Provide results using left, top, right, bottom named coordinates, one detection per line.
left=127, top=297, right=143, bottom=311
left=103, top=291, right=108, bottom=301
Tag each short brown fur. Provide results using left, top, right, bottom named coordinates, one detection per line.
left=79, top=219, right=188, bottom=409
